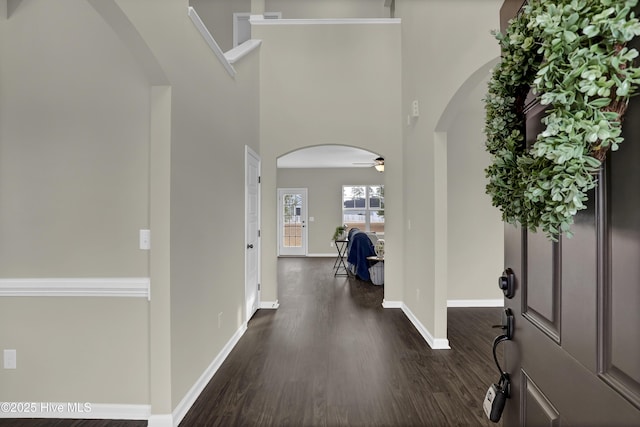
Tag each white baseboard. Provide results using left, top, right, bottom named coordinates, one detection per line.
left=0, top=403, right=150, bottom=420
left=306, top=253, right=336, bottom=258
left=382, top=299, right=402, bottom=308
left=147, top=414, right=173, bottom=427
left=447, top=299, right=503, bottom=307
left=259, top=300, right=279, bottom=309
left=172, top=323, right=247, bottom=426
left=401, top=304, right=450, bottom=350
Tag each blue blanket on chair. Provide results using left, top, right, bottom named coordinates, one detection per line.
left=347, top=231, right=376, bottom=281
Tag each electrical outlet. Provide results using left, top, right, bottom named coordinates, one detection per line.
left=4, top=349, right=16, bottom=369
left=416, top=288, right=420, bottom=301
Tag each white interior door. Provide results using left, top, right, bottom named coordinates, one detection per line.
left=278, top=188, right=307, bottom=256
left=245, top=147, right=260, bottom=322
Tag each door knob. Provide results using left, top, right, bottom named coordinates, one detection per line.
left=247, top=244, right=254, bottom=249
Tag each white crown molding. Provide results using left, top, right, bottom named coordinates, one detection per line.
left=0, top=403, right=150, bottom=420
left=187, top=6, right=236, bottom=78
left=172, top=323, right=247, bottom=426
left=250, top=17, right=401, bottom=26
left=0, top=278, right=151, bottom=300
left=447, top=299, right=504, bottom=307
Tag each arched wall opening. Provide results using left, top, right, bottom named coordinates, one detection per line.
left=277, top=145, right=386, bottom=240
left=433, top=57, right=505, bottom=332
left=275, top=143, right=387, bottom=285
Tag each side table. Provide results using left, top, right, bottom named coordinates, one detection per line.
left=333, top=239, right=349, bottom=276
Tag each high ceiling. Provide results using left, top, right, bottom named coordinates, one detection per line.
left=277, top=145, right=380, bottom=168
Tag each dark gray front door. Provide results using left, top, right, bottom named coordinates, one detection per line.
left=500, top=19, right=640, bottom=427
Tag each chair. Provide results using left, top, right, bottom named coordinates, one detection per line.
left=346, top=230, right=376, bottom=281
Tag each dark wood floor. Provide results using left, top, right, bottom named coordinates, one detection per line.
left=180, top=258, right=503, bottom=427
left=0, top=257, right=503, bottom=427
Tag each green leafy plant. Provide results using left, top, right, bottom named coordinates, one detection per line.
left=485, top=0, right=640, bottom=239
left=333, top=225, right=347, bottom=241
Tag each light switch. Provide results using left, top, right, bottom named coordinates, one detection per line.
left=309, top=217, right=315, bottom=222
left=140, top=229, right=151, bottom=250
left=412, top=100, right=420, bottom=117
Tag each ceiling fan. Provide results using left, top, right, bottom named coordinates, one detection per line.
left=352, top=157, right=384, bottom=172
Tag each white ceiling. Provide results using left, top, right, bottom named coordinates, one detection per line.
left=277, top=145, right=380, bottom=168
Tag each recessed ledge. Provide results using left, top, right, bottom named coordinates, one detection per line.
left=225, top=39, right=262, bottom=64
left=188, top=6, right=236, bottom=78
left=249, top=17, right=401, bottom=26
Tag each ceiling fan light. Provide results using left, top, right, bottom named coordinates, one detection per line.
left=374, top=157, right=384, bottom=172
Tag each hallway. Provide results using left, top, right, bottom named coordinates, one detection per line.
left=181, top=257, right=501, bottom=426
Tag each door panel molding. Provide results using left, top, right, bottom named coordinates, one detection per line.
left=521, top=370, right=560, bottom=427
left=522, top=230, right=562, bottom=343
left=599, top=152, right=640, bottom=409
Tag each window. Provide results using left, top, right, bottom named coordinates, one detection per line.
left=342, top=185, right=384, bottom=234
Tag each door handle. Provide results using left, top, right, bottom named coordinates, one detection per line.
left=247, top=244, right=254, bottom=249
left=492, top=308, right=515, bottom=340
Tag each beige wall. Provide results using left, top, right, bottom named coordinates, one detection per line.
left=0, top=0, right=150, bottom=404
left=114, top=0, right=261, bottom=410
left=447, top=77, right=504, bottom=302
left=254, top=19, right=403, bottom=304
left=1, top=0, right=261, bottom=417
left=0, top=298, right=149, bottom=403
left=0, top=0, right=150, bottom=278
left=396, top=0, right=503, bottom=340
left=277, top=167, right=384, bottom=255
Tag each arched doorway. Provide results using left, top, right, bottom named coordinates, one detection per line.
left=433, top=57, right=505, bottom=341
left=276, top=144, right=384, bottom=257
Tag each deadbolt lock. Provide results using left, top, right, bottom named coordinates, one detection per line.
left=498, top=268, right=515, bottom=299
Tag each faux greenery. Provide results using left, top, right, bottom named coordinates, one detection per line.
left=484, top=0, right=640, bottom=239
